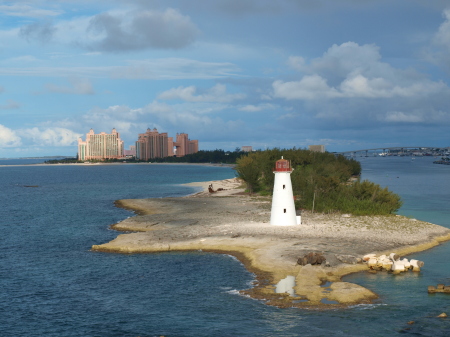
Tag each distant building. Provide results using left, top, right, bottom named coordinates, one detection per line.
left=135, top=129, right=198, bottom=160
left=135, top=128, right=169, bottom=160
left=308, top=145, right=325, bottom=153
left=241, top=146, right=252, bottom=152
left=123, top=145, right=136, bottom=157
left=173, top=133, right=199, bottom=157
left=78, top=128, right=124, bottom=161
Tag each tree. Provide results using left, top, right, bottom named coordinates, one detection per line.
left=235, top=154, right=261, bottom=193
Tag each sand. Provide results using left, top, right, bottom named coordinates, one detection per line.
left=91, top=177, right=450, bottom=308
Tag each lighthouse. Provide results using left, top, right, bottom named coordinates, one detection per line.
left=270, top=157, right=298, bottom=226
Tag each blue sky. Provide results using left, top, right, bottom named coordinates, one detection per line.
left=1, top=0, right=450, bottom=157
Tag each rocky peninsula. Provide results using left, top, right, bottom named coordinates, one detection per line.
left=91, top=178, right=450, bottom=308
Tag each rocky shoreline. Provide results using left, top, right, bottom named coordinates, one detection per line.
left=91, top=178, right=450, bottom=308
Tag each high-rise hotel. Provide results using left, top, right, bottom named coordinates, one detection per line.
left=77, top=128, right=198, bottom=161
left=78, top=128, right=124, bottom=161
left=135, top=128, right=198, bottom=160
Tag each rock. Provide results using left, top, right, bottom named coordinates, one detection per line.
left=428, top=284, right=450, bottom=293
left=363, top=253, right=376, bottom=262
left=297, top=252, right=326, bottom=266
left=389, top=253, right=400, bottom=261
left=335, top=254, right=360, bottom=265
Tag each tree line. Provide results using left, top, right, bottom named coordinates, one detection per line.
left=234, top=148, right=402, bottom=216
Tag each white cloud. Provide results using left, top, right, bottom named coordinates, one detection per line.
left=382, top=109, right=449, bottom=123
left=383, top=111, right=424, bottom=123
left=158, top=84, right=245, bottom=102
left=287, top=56, right=306, bottom=72
left=432, top=9, right=450, bottom=51
left=19, top=127, right=82, bottom=146
left=238, top=103, right=274, bottom=112
left=273, top=42, right=450, bottom=100
left=273, top=74, right=340, bottom=100
left=0, top=58, right=241, bottom=80
left=45, top=78, right=95, bottom=95
left=0, top=124, right=21, bottom=147
left=426, top=8, right=450, bottom=70
left=111, top=58, right=241, bottom=80
left=0, top=4, right=63, bottom=18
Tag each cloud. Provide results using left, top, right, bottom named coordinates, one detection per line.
left=19, top=127, right=82, bottom=146
left=287, top=56, right=307, bottom=72
left=273, top=42, right=450, bottom=100
left=273, top=75, right=340, bottom=100
left=238, top=103, right=274, bottom=112
left=432, top=9, right=450, bottom=51
left=0, top=4, right=63, bottom=18
left=0, top=100, right=20, bottom=110
left=19, top=21, right=57, bottom=44
left=0, top=58, right=241, bottom=80
left=0, top=124, right=21, bottom=147
left=111, top=58, right=241, bottom=79
left=426, top=8, right=450, bottom=70
left=383, top=111, right=424, bottom=123
left=45, top=78, right=95, bottom=95
left=85, top=8, right=199, bottom=51
left=382, top=109, right=449, bottom=124
left=157, top=84, right=245, bottom=102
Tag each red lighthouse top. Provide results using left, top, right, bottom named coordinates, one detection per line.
left=274, top=156, right=292, bottom=172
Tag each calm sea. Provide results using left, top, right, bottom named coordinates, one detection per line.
left=0, top=158, right=449, bottom=336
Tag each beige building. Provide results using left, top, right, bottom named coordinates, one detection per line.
left=78, top=128, right=124, bottom=161
left=308, top=145, right=325, bottom=153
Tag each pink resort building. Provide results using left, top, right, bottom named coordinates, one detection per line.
left=135, top=128, right=199, bottom=160
left=78, top=128, right=124, bottom=161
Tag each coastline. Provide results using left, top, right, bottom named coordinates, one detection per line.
left=0, top=162, right=235, bottom=168
left=91, top=178, right=450, bottom=308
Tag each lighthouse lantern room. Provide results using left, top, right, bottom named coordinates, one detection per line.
left=270, top=156, right=298, bottom=226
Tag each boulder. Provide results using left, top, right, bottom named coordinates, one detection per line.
left=335, top=254, right=360, bottom=265
left=297, top=252, right=326, bottom=266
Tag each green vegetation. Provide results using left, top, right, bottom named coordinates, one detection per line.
left=150, top=149, right=246, bottom=164
left=44, top=157, right=78, bottom=164
left=235, top=148, right=402, bottom=216
left=45, top=149, right=246, bottom=165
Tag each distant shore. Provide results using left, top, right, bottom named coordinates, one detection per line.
left=0, top=162, right=235, bottom=168
left=91, top=178, right=450, bottom=308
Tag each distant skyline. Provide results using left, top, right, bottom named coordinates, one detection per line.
left=1, top=0, right=450, bottom=157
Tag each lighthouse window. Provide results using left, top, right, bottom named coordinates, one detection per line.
left=284, top=209, right=286, bottom=213
left=283, top=185, right=285, bottom=189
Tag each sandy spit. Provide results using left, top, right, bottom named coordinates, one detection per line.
left=91, top=177, right=450, bottom=309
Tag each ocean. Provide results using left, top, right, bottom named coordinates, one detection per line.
left=0, top=158, right=449, bottom=336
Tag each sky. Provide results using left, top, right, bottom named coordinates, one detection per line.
left=1, top=0, right=450, bottom=157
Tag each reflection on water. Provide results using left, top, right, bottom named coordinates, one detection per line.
left=275, top=275, right=296, bottom=296
left=320, top=298, right=339, bottom=304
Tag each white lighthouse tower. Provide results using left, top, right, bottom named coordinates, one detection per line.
left=270, top=157, right=298, bottom=226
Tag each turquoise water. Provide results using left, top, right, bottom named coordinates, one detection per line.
left=0, top=158, right=449, bottom=336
